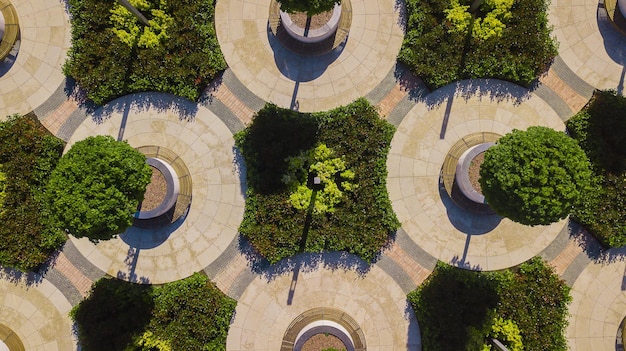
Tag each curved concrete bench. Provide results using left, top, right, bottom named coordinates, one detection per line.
left=0, top=0, right=19, bottom=61
left=279, top=4, right=342, bottom=44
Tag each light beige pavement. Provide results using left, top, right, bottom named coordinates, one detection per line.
left=226, top=255, right=420, bottom=351
left=387, top=79, right=567, bottom=271
left=566, top=248, right=626, bottom=351
left=65, top=93, right=245, bottom=284
left=0, top=0, right=70, bottom=119
left=549, top=0, right=626, bottom=91
left=214, top=0, right=404, bottom=112
left=0, top=267, right=76, bottom=350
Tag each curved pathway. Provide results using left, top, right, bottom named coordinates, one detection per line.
left=0, top=267, right=76, bottom=350
left=64, top=93, right=246, bottom=284
left=226, top=254, right=421, bottom=351
left=0, top=0, right=70, bottom=119
left=387, top=79, right=566, bottom=271
left=549, top=0, right=626, bottom=91
left=214, top=0, right=404, bottom=112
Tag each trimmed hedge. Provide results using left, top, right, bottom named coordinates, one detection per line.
left=45, top=136, right=152, bottom=242
left=71, top=273, right=236, bottom=351
left=64, top=0, right=225, bottom=105
left=0, top=114, right=66, bottom=271
left=480, top=126, right=594, bottom=226
left=399, top=0, right=557, bottom=89
left=409, top=257, right=571, bottom=351
left=235, top=99, right=400, bottom=263
left=567, top=90, right=626, bottom=247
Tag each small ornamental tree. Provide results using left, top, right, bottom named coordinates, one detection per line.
left=479, top=126, right=593, bottom=226
left=46, top=135, right=152, bottom=241
left=276, top=0, right=340, bottom=15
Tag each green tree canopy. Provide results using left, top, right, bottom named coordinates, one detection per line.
left=276, top=0, right=340, bottom=15
left=46, top=135, right=151, bottom=241
left=479, top=126, right=594, bottom=226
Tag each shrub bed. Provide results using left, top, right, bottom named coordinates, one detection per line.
left=235, top=99, right=400, bottom=263
left=71, top=273, right=236, bottom=351
left=566, top=90, right=626, bottom=247
left=399, top=0, right=557, bottom=89
left=64, top=0, right=225, bottom=105
left=0, top=115, right=66, bottom=271
left=409, top=257, right=571, bottom=351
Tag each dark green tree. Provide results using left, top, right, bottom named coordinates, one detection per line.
left=46, top=135, right=151, bottom=241
left=276, top=0, right=340, bottom=15
left=479, top=126, right=593, bottom=226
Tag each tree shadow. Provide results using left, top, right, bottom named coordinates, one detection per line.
left=71, top=277, right=153, bottom=351
left=115, top=246, right=151, bottom=284
left=568, top=219, right=626, bottom=264
left=422, top=79, right=533, bottom=111
left=404, top=300, right=422, bottom=351
left=88, top=92, right=199, bottom=125
left=0, top=264, right=44, bottom=287
left=438, top=178, right=502, bottom=236
left=232, top=146, right=248, bottom=198
left=238, top=235, right=372, bottom=282
left=597, top=1, right=626, bottom=66
left=120, top=211, right=187, bottom=250
left=266, top=23, right=346, bottom=83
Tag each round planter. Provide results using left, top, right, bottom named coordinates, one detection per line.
left=0, top=324, right=24, bottom=351
left=279, top=4, right=342, bottom=43
left=294, top=321, right=354, bottom=351
left=455, top=142, right=495, bottom=204
left=135, top=157, right=180, bottom=220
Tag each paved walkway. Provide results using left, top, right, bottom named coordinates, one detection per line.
left=0, top=0, right=626, bottom=349
left=63, top=93, right=246, bottom=284
left=214, top=0, right=404, bottom=112
left=387, top=79, right=567, bottom=271
left=0, top=0, right=70, bottom=120
left=0, top=267, right=76, bottom=350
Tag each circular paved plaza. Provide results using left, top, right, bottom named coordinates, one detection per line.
left=227, top=256, right=420, bottom=351
left=0, top=0, right=70, bottom=119
left=0, top=268, right=75, bottom=350
left=215, top=0, right=404, bottom=112
left=66, top=93, right=245, bottom=284
left=387, top=80, right=566, bottom=271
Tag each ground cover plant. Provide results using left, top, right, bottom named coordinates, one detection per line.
left=45, top=135, right=152, bottom=242
left=0, top=114, right=65, bottom=271
left=64, top=0, right=225, bottom=105
left=567, top=90, right=626, bottom=247
left=480, top=126, right=594, bottom=226
left=235, top=99, right=400, bottom=263
left=276, top=0, right=340, bottom=15
left=399, top=0, right=557, bottom=89
left=409, top=257, right=571, bottom=351
left=71, top=273, right=236, bottom=351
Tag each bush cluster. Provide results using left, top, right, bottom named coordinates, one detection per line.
left=71, top=273, right=236, bottom=351
left=409, top=257, right=571, bottom=351
left=0, top=115, right=66, bottom=270
left=45, top=135, right=152, bottom=242
left=567, top=90, right=626, bottom=247
left=399, top=0, right=557, bottom=89
left=235, top=99, right=400, bottom=263
left=480, top=126, right=594, bottom=226
left=64, top=0, right=225, bottom=105
left=276, top=0, right=340, bottom=15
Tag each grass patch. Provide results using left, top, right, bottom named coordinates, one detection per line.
left=398, top=0, right=557, bottom=89
left=71, top=273, right=236, bottom=351
left=409, top=257, right=571, bottom=351
left=567, top=90, right=626, bottom=247
left=64, top=0, right=225, bottom=105
left=0, top=114, right=66, bottom=271
left=235, top=98, right=400, bottom=264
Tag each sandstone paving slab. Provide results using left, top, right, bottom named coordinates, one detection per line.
left=567, top=247, right=626, bottom=351
left=0, top=0, right=70, bottom=119
left=215, top=0, right=404, bottom=112
left=227, top=256, right=421, bottom=351
left=388, top=79, right=567, bottom=271
left=549, top=0, right=626, bottom=91
left=65, top=93, right=245, bottom=284
left=0, top=268, right=76, bottom=350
